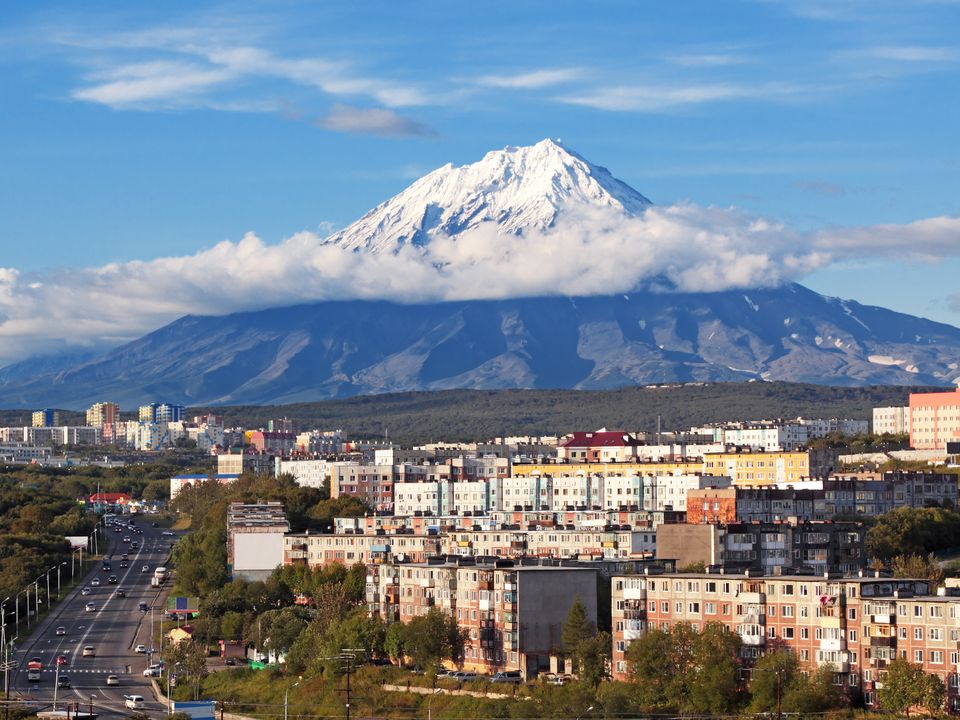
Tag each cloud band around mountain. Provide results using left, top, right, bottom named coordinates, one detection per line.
left=0, top=206, right=957, bottom=366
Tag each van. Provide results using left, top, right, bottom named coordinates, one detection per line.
left=490, top=671, right=522, bottom=684
left=125, top=695, right=145, bottom=709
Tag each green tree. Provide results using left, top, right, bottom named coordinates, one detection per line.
left=561, top=596, right=595, bottom=657
left=384, top=622, right=406, bottom=664
left=890, top=552, right=945, bottom=584
left=686, top=622, right=741, bottom=714
left=879, top=657, right=944, bottom=717
left=342, top=562, right=368, bottom=604
left=575, top=631, right=611, bottom=687
left=404, top=608, right=466, bottom=671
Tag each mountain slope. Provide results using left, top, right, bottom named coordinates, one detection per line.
left=324, top=138, right=652, bottom=253
left=1, top=284, right=958, bottom=409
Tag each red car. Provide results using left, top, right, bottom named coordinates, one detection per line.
left=27, top=657, right=42, bottom=671
left=56, top=655, right=68, bottom=666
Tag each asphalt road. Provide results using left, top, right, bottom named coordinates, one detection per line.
left=8, top=518, right=181, bottom=718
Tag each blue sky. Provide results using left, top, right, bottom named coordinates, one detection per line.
left=0, top=0, right=958, bottom=364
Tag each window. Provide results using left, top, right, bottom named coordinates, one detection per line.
left=931, top=651, right=944, bottom=664
left=915, top=628, right=923, bottom=640
left=800, top=628, right=809, bottom=640
left=899, top=627, right=908, bottom=639
left=849, top=630, right=858, bottom=642
left=915, top=650, right=924, bottom=663
left=848, top=608, right=857, bottom=620
left=782, top=605, right=794, bottom=617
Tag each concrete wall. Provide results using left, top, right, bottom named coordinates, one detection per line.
left=656, top=523, right=722, bottom=568
left=517, top=568, right=597, bottom=656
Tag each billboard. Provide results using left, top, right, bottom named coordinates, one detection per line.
left=167, top=596, right=200, bottom=614
left=173, top=701, right=216, bottom=720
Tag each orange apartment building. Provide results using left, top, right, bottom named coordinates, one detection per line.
left=367, top=558, right=598, bottom=676
left=610, top=571, right=960, bottom=712
left=910, top=388, right=960, bottom=450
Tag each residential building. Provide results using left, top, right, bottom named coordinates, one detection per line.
left=217, top=449, right=275, bottom=476
left=169, top=474, right=240, bottom=500
left=331, top=463, right=393, bottom=511
left=910, top=388, right=960, bottom=450
left=610, top=571, right=960, bottom=711
left=704, top=450, right=811, bottom=486
left=86, top=402, right=120, bottom=428
left=656, top=521, right=864, bottom=575
left=139, top=402, right=185, bottom=423
left=31, top=409, right=60, bottom=427
left=557, top=430, right=641, bottom=462
left=370, top=558, right=598, bottom=676
left=873, top=406, right=910, bottom=435
left=227, top=502, right=290, bottom=581
left=246, top=431, right=296, bottom=454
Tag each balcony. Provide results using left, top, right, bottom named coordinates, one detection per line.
left=741, top=634, right=765, bottom=646
left=820, top=638, right=846, bottom=652
left=287, top=550, right=307, bottom=559
left=820, top=615, right=842, bottom=629
left=870, top=614, right=892, bottom=624
left=624, top=609, right=645, bottom=621
left=870, top=636, right=893, bottom=647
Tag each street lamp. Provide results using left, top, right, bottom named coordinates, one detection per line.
left=57, top=562, right=66, bottom=600
left=284, top=680, right=301, bottom=720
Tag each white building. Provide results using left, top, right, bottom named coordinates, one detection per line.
left=601, top=474, right=643, bottom=510
left=642, top=473, right=732, bottom=513
left=873, top=406, right=909, bottom=435
left=394, top=481, right=441, bottom=516
left=797, top=417, right=869, bottom=438
left=277, top=458, right=341, bottom=489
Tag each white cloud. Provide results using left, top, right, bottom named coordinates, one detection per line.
left=555, top=82, right=812, bottom=111
left=317, top=105, right=435, bottom=138
left=836, top=45, right=960, bottom=63
left=72, top=60, right=236, bottom=108
left=665, top=53, right=746, bottom=67
left=1, top=202, right=957, bottom=366
left=67, top=29, right=430, bottom=115
left=476, top=68, right=584, bottom=89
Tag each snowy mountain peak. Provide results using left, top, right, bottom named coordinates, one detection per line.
left=325, top=138, right=653, bottom=253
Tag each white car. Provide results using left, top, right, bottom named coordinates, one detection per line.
left=85, top=602, right=96, bottom=612
left=124, top=695, right=145, bottom=710
left=106, top=674, right=120, bottom=686
left=162, top=531, right=174, bottom=536
left=143, top=665, right=162, bottom=677
left=81, top=587, right=91, bottom=595
left=90, top=578, right=100, bottom=586
left=134, top=644, right=147, bottom=653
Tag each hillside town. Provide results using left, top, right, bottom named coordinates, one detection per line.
left=6, top=388, right=960, bottom=714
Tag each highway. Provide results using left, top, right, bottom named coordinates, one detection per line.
left=7, top=518, right=181, bottom=718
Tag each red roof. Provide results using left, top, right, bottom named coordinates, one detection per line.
left=560, top=431, right=639, bottom=448
left=89, top=492, right=132, bottom=503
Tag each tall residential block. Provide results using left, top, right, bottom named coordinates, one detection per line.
left=85, top=402, right=120, bottom=428
left=31, top=409, right=60, bottom=427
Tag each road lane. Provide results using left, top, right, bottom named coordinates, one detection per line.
left=8, top=518, right=181, bottom=718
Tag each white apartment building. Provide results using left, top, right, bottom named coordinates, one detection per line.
left=500, top=476, right=543, bottom=510
left=797, top=417, right=868, bottom=438
left=394, top=481, right=442, bottom=516
left=277, top=458, right=344, bottom=489
left=873, top=406, right=910, bottom=435
left=642, top=473, right=732, bottom=513
left=601, top=474, right=643, bottom=510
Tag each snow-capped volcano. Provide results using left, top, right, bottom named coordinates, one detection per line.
left=325, top=138, right=652, bottom=254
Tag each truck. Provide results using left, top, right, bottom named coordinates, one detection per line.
left=151, top=566, right=168, bottom=587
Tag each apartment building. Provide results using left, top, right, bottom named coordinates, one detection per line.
left=217, top=449, right=275, bottom=476
left=31, top=409, right=60, bottom=427
left=444, top=527, right=657, bottom=560
left=873, top=406, right=910, bottom=436
left=704, top=451, right=811, bottom=486
left=910, top=388, right=960, bottom=450
left=368, top=557, right=598, bottom=676
left=85, top=402, right=120, bottom=428
left=169, top=473, right=240, bottom=500
left=284, top=531, right=442, bottom=568
left=557, top=431, right=642, bottom=462
left=330, top=463, right=394, bottom=511
left=610, top=571, right=960, bottom=711
left=227, top=502, right=290, bottom=581
left=687, top=472, right=958, bottom=524
left=656, top=521, right=864, bottom=576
